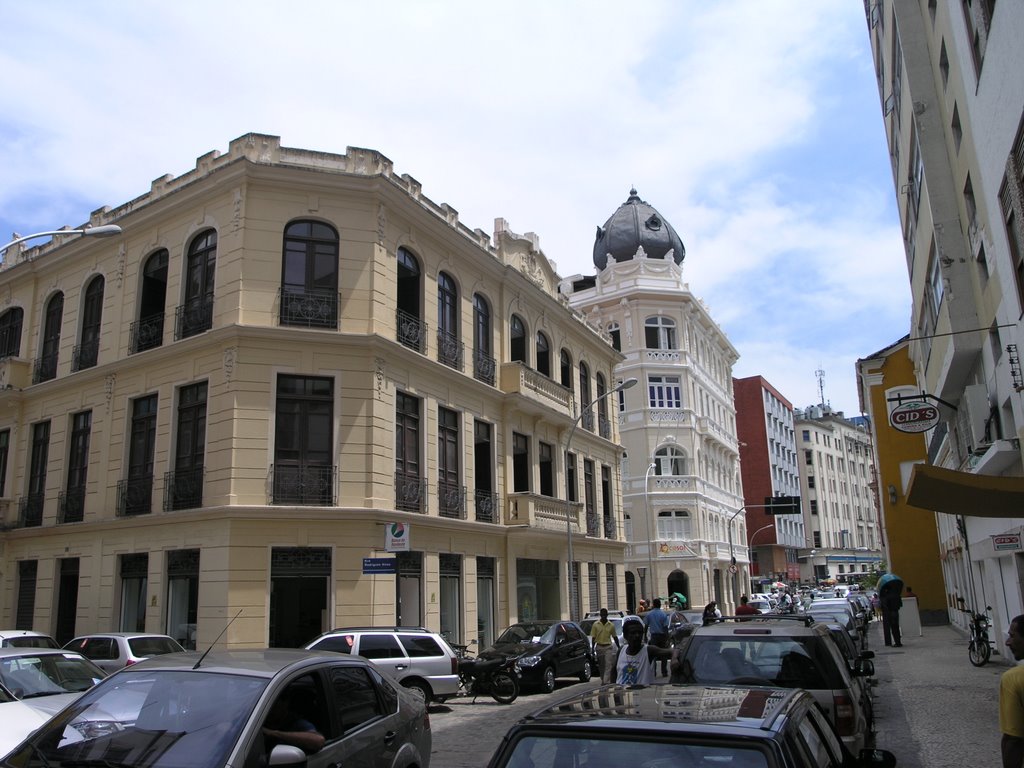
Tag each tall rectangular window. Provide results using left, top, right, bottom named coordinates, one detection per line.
left=605, top=564, right=618, bottom=609
left=169, top=382, right=207, bottom=510
left=538, top=441, right=554, bottom=497
left=121, top=395, right=157, bottom=515
left=119, top=553, right=148, bottom=633
left=512, top=432, right=530, bottom=493
left=565, top=451, right=578, bottom=502
left=62, top=411, right=91, bottom=523
left=395, top=392, right=423, bottom=512
left=601, top=465, right=613, bottom=537
left=583, top=459, right=596, bottom=534
left=166, top=549, right=199, bottom=650
left=0, top=428, right=9, bottom=497
left=274, top=375, right=333, bottom=505
left=22, top=421, right=49, bottom=527
left=473, top=420, right=496, bottom=522
left=647, top=376, right=682, bottom=409
left=438, top=406, right=463, bottom=517
left=16, top=560, right=37, bottom=629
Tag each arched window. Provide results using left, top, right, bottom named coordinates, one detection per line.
left=536, top=331, right=551, bottom=377
left=280, top=219, right=339, bottom=328
left=178, top=230, right=217, bottom=339
left=658, top=510, right=692, bottom=540
left=579, top=362, right=592, bottom=429
left=645, top=315, right=676, bottom=350
left=560, top=349, right=573, bottom=390
left=654, top=446, right=688, bottom=476
left=396, top=247, right=424, bottom=351
left=75, top=276, right=104, bottom=371
left=133, top=250, right=168, bottom=353
left=472, top=293, right=494, bottom=385
left=437, top=272, right=460, bottom=369
left=37, top=292, right=64, bottom=383
left=510, top=314, right=527, bottom=364
left=0, top=307, right=23, bottom=359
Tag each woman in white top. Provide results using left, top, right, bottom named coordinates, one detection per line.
left=615, top=616, right=676, bottom=685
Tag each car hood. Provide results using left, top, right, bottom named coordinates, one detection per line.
left=21, top=691, right=82, bottom=717
left=0, top=700, right=50, bottom=757
left=480, top=641, right=548, bottom=658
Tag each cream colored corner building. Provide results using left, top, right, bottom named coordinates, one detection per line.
left=0, top=133, right=627, bottom=649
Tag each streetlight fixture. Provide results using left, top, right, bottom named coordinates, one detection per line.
left=565, top=376, right=638, bottom=621
left=1, top=225, right=123, bottom=260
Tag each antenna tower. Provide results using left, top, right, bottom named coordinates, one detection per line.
left=815, top=366, right=827, bottom=407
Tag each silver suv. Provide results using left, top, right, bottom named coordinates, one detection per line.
left=673, top=615, right=872, bottom=753
left=305, top=626, right=459, bottom=703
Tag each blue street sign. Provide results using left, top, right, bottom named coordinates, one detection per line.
left=362, top=557, right=396, bottom=574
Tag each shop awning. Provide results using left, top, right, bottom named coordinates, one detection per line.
left=906, top=463, right=1024, bottom=517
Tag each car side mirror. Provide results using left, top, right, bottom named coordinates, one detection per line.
left=269, top=745, right=307, bottom=766
left=856, top=659, right=875, bottom=677
left=859, top=650, right=875, bottom=660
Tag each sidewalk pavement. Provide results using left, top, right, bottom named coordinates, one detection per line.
left=870, top=617, right=1005, bottom=767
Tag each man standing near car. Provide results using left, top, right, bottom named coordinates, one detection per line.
left=1001, top=614, right=1024, bottom=768
left=643, top=598, right=670, bottom=676
left=735, top=595, right=759, bottom=620
left=617, top=616, right=676, bottom=686
left=589, top=608, right=619, bottom=684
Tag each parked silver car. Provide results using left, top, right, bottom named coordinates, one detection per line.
left=63, top=632, right=184, bottom=673
left=2, top=649, right=431, bottom=768
left=305, top=626, right=459, bottom=703
left=0, top=648, right=106, bottom=717
left=0, top=631, right=60, bottom=650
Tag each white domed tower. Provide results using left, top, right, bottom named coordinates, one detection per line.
left=561, top=189, right=746, bottom=614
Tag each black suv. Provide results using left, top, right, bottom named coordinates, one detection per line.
left=487, top=683, right=897, bottom=768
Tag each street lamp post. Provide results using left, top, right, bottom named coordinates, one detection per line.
left=565, top=377, right=637, bottom=622
left=1, top=225, right=123, bottom=261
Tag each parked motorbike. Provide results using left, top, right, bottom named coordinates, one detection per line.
left=457, top=654, right=520, bottom=704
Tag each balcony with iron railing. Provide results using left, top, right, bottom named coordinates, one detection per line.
left=175, top=296, right=214, bottom=340
left=279, top=288, right=339, bottom=329
left=438, top=480, right=467, bottom=519
left=270, top=464, right=336, bottom=506
left=473, top=349, right=496, bottom=386
left=603, top=515, right=617, bottom=539
left=395, top=471, right=428, bottom=513
left=58, top=487, right=85, bottom=523
left=499, top=362, right=572, bottom=413
left=117, top=475, right=153, bottom=516
left=599, top=416, right=612, bottom=439
left=18, top=494, right=44, bottom=527
left=396, top=310, right=426, bottom=353
left=586, top=512, right=599, bottom=536
left=164, top=467, right=204, bottom=511
left=130, top=313, right=165, bottom=354
left=71, top=338, right=99, bottom=372
left=436, top=329, right=464, bottom=372
left=474, top=489, right=499, bottom=522
left=32, top=352, right=58, bottom=384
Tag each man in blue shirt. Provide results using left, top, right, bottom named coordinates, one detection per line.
left=643, top=598, right=671, bottom=676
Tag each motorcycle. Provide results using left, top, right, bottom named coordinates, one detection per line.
left=457, top=653, right=520, bottom=704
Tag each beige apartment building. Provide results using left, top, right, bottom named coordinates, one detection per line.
left=0, top=133, right=627, bottom=650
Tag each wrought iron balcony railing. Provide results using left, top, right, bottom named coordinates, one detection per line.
left=473, top=349, right=496, bottom=386
left=599, top=416, right=612, bottom=439
left=117, top=475, right=153, bottom=516
left=279, top=287, right=339, bottom=329
left=18, top=494, right=44, bottom=527
left=395, top=471, right=427, bottom=513
left=130, top=313, right=165, bottom=354
left=71, top=338, right=99, bottom=372
left=396, top=310, right=426, bottom=353
left=436, top=330, right=464, bottom=371
left=438, top=480, right=466, bottom=519
left=175, top=296, right=214, bottom=340
left=271, top=464, right=336, bottom=506
left=474, top=489, right=498, bottom=523
left=164, top=467, right=204, bottom=511
left=603, top=516, right=616, bottom=539
left=32, top=352, right=58, bottom=384
left=586, top=512, right=599, bottom=536
left=59, top=488, right=85, bottom=523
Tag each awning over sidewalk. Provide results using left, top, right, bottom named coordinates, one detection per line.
left=906, top=463, right=1024, bottom=517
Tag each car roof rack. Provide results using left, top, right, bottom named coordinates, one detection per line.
left=712, top=615, right=815, bottom=627
left=324, top=626, right=431, bottom=633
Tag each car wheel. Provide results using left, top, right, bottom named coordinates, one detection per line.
left=403, top=680, right=431, bottom=703
left=579, top=659, right=592, bottom=682
left=541, top=665, right=556, bottom=693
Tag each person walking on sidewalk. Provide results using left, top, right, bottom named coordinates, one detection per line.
left=644, top=598, right=671, bottom=676
left=1001, top=614, right=1024, bottom=768
left=589, top=608, right=620, bottom=684
left=880, top=589, right=903, bottom=647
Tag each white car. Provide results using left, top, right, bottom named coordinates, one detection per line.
left=0, top=684, right=49, bottom=758
left=0, top=647, right=107, bottom=717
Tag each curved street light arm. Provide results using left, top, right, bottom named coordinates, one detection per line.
left=1, top=225, right=123, bottom=257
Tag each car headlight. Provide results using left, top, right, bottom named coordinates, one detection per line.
left=517, top=655, right=542, bottom=668
left=70, top=720, right=124, bottom=739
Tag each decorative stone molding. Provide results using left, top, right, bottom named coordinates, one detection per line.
left=223, top=347, right=237, bottom=382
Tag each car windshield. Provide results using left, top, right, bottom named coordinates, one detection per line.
left=127, top=637, right=184, bottom=657
left=0, top=654, right=105, bottom=698
left=8, top=669, right=268, bottom=768
left=502, top=735, right=770, bottom=768
left=497, top=623, right=556, bottom=644
left=5, top=636, right=61, bottom=649
left=678, top=634, right=847, bottom=689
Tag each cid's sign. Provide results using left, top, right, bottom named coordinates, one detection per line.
left=890, top=401, right=939, bottom=433
left=385, top=522, right=410, bottom=552
left=992, top=534, right=1022, bottom=552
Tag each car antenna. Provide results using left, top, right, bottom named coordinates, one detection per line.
left=193, top=609, right=242, bottom=669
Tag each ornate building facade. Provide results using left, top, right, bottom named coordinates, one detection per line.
left=0, top=133, right=626, bottom=649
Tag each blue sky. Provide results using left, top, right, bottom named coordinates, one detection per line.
left=0, top=1, right=909, bottom=416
